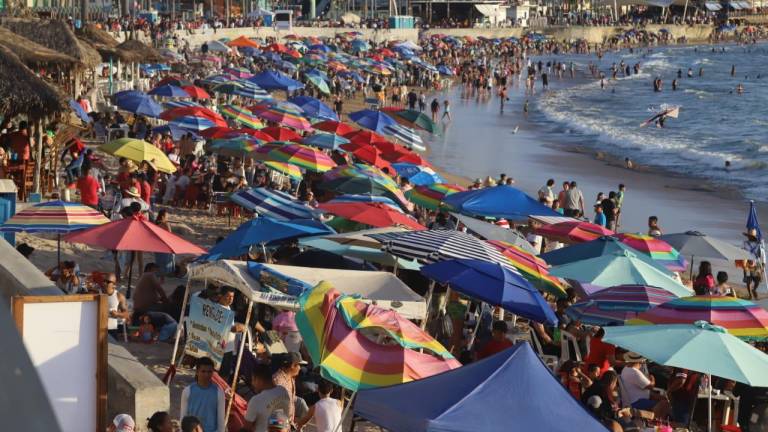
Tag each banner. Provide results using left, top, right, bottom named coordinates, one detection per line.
left=185, top=296, right=235, bottom=369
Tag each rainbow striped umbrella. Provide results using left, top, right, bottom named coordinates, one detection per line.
left=252, top=142, right=290, bottom=161
left=405, top=183, right=466, bottom=210
left=629, top=295, right=768, bottom=340
left=566, top=285, right=679, bottom=326
left=296, top=281, right=460, bottom=391
left=535, top=221, right=615, bottom=244
left=264, top=161, right=303, bottom=180
left=322, top=163, right=408, bottom=208
left=209, top=137, right=262, bottom=155
left=252, top=101, right=312, bottom=130
left=488, top=240, right=566, bottom=298
left=614, top=233, right=688, bottom=272
left=267, top=144, right=337, bottom=173
left=218, top=104, right=264, bottom=129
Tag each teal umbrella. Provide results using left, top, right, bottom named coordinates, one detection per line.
left=604, top=321, right=768, bottom=431
left=305, top=74, right=330, bottom=94
left=549, top=250, right=692, bottom=297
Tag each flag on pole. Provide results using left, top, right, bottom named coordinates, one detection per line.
left=747, top=200, right=767, bottom=295
left=747, top=200, right=762, bottom=242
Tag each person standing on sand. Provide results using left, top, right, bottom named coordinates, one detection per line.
left=442, top=100, right=451, bottom=121
left=430, top=98, right=440, bottom=122
left=538, top=179, right=555, bottom=206
left=563, top=181, right=585, bottom=218
left=418, top=92, right=426, bottom=112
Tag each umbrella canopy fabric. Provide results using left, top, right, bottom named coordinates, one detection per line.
left=68, top=99, right=91, bottom=123
left=296, top=282, right=460, bottom=391
left=321, top=164, right=409, bottom=209
left=151, top=124, right=200, bottom=141
left=63, top=214, right=206, bottom=254
left=169, top=115, right=219, bottom=131
left=260, top=126, right=303, bottom=142
left=301, top=133, right=349, bottom=150
left=252, top=102, right=312, bottom=130
left=328, top=194, right=402, bottom=213
left=451, top=213, right=535, bottom=254
left=392, top=163, right=444, bottom=186
left=264, top=161, right=303, bottom=180
left=219, top=104, right=265, bottom=129
left=0, top=200, right=109, bottom=233
left=660, top=231, right=749, bottom=262
left=289, top=95, right=337, bottom=121
left=383, top=124, right=425, bottom=151
left=354, top=342, right=609, bottom=432
left=535, top=221, right=615, bottom=244
left=148, top=84, right=189, bottom=98
left=488, top=240, right=566, bottom=298
left=318, top=202, right=425, bottom=230
left=629, top=295, right=768, bottom=340
left=115, top=94, right=163, bottom=117
left=99, top=138, right=176, bottom=173
left=300, top=227, right=420, bottom=270
left=422, top=259, right=557, bottom=325
left=202, top=217, right=332, bottom=260
left=566, top=285, right=679, bottom=326
left=350, top=146, right=394, bottom=172
left=160, top=106, right=224, bottom=122
left=387, top=108, right=440, bottom=134
left=229, top=187, right=317, bottom=220
left=209, top=138, right=261, bottom=155
left=406, top=183, right=466, bottom=210
left=549, top=250, right=692, bottom=297
left=182, top=85, right=211, bottom=99
left=267, top=144, right=337, bottom=173
left=603, top=321, right=768, bottom=387
left=349, top=109, right=398, bottom=133
left=541, top=236, right=667, bottom=271
left=248, top=70, right=305, bottom=92
left=443, top=186, right=560, bottom=222
left=614, top=233, right=688, bottom=272
left=314, top=120, right=356, bottom=135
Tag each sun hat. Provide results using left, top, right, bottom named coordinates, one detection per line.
left=112, top=414, right=135, bottom=432
left=623, top=351, right=646, bottom=363
left=124, top=186, right=141, bottom=198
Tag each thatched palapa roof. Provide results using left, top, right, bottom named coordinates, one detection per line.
left=115, top=39, right=165, bottom=63
left=80, top=23, right=119, bottom=48
left=79, top=25, right=165, bottom=64
left=0, top=45, right=66, bottom=117
left=1, top=18, right=101, bottom=68
left=0, top=27, right=78, bottom=68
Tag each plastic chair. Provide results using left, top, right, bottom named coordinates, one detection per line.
left=560, top=331, right=582, bottom=363
left=529, top=328, right=559, bottom=371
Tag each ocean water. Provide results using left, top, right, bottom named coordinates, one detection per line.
left=535, top=43, right=768, bottom=200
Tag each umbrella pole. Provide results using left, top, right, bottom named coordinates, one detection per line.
left=261, top=242, right=267, bottom=260
left=127, top=251, right=135, bottom=299
left=689, top=255, right=695, bottom=281
left=225, top=298, right=254, bottom=428
left=707, top=373, right=712, bottom=432
left=165, top=279, right=191, bottom=385
left=333, top=391, right=357, bottom=432
left=467, top=302, right=484, bottom=351
left=57, top=234, right=61, bottom=267
left=420, top=280, right=436, bottom=330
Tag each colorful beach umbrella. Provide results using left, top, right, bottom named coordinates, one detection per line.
left=384, top=108, right=440, bottom=134
left=288, top=96, right=338, bottom=121
left=209, top=137, right=262, bottom=155
left=535, top=221, right=615, bottom=244
left=230, top=187, right=317, bottom=220
left=391, top=163, right=444, bottom=186
left=252, top=101, right=312, bottom=130
left=566, top=285, right=679, bottom=326
left=321, top=164, right=408, bottom=208
left=383, top=124, right=425, bottom=151
left=260, top=126, right=303, bottom=142
left=302, top=133, right=349, bottom=150
left=219, top=104, right=265, bottom=129
left=350, top=146, right=394, bottom=172
left=267, top=144, right=337, bottom=173
left=629, top=295, right=768, bottom=340
left=613, top=233, right=688, bottom=272
left=148, top=84, right=190, bottom=98
left=541, top=236, right=665, bottom=270
left=228, top=35, right=260, bottom=48
left=318, top=202, right=425, bottom=230
left=182, top=85, right=211, bottom=99
left=300, top=227, right=420, bottom=270
left=349, top=109, right=398, bottom=134
left=99, top=138, right=176, bottom=173
left=314, top=120, right=356, bottom=136
left=160, top=106, right=224, bottom=123
left=488, top=240, right=566, bottom=298
left=444, top=186, right=559, bottom=222
left=343, top=130, right=391, bottom=148
left=660, top=231, right=750, bottom=263
left=296, top=282, right=460, bottom=391
left=264, top=161, right=303, bottom=180
left=405, top=183, right=465, bottom=210
left=169, top=115, right=219, bottom=131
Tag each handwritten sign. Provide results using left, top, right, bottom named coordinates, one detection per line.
left=185, top=296, right=235, bottom=369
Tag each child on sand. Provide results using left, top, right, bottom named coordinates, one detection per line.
left=136, top=314, right=158, bottom=343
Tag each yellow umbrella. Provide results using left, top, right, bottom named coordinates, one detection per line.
left=99, top=138, right=176, bottom=173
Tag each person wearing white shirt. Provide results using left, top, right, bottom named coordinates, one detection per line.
left=619, top=352, right=670, bottom=419
left=296, top=381, right=342, bottom=432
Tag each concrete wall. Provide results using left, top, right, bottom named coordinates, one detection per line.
left=107, top=343, right=171, bottom=430
left=0, top=239, right=61, bottom=302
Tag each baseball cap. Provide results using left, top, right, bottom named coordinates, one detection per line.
left=113, top=414, right=135, bottom=432
left=268, top=409, right=290, bottom=431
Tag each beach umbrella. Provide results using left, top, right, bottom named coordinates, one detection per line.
left=488, top=240, right=567, bottom=298
left=383, top=124, right=425, bottom=151
left=318, top=202, right=424, bottom=230
left=349, top=109, right=398, bottom=134
left=536, top=221, right=615, bottom=244
left=660, top=231, right=749, bottom=267
left=405, top=183, right=465, bottom=210
left=222, top=67, right=254, bottom=79
left=219, top=104, right=264, bottom=129
left=252, top=101, right=312, bottom=130
left=603, top=321, right=768, bottom=432
left=305, top=74, right=331, bottom=95
left=264, top=161, right=303, bottom=180
left=444, top=186, right=560, bottom=222
left=541, top=236, right=665, bottom=270
left=169, top=115, right=218, bottom=131
left=321, top=164, right=408, bottom=208
left=343, top=130, right=391, bottom=148
left=296, top=282, right=460, bottom=391
left=565, top=285, right=679, bottom=326
left=422, top=259, right=557, bottom=325
left=160, top=106, right=224, bottom=123
left=314, top=120, right=356, bottom=135
left=199, top=74, right=232, bottom=86
left=549, top=250, right=692, bottom=297
left=385, top=148, right=430, bottom=166
left=288, top=96, right=337, bottom=121
left=202, top=217, right=332, bottom=261
left=613, top=233, right=687, bottom=272
left=0, top=200, right=110, bottom=264
left=392, top=163, right=444, bottom=186
left=151, top=124, right=200, bottom=141
left=267, top=144, right=337, bottom=173
left=567, top=280, right=607, bottom=298
left=301, top=133, right=349, bottom=150
left=157, top=76, right=193, bottom=87
left=451, top=213, right=535, bottom=254
left=182, top=85, right=211, bottom=99
left=209, top=137, right=262, bottom=155
left=350, top=146, right=393, bottom=172
left=68, top=99, right=91, bottom=123
left=148, top=84, right=190, bottom=98
left=230, top=187, right=317, bottom=220
left=205, top=40, right=231, bottom=53
left=248, top=70, right=305, bottom=92
left=629, top=295, right=768, bottom=340
left=228, top=35, right=260, bottom=48
left=260, top=126, right=303, bottom=142
left=300, top=227, right=420, bottom=270
left=368, top=230, right=521, bottom=273
left=327, top=195, right=403, bottom=213
left=385, top=108, right=439, bottom=134
left=115, top=93, right=163, bottom=117
left=99, top=138, right=176, bottom=173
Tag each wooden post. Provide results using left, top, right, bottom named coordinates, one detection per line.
left=166, top=278, right=192, bottom=385
left=225, top=298, right=254, bottom=427
left=33, top=118, right=44, bottom=195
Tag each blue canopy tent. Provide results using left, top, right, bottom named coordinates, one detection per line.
left=288, top=95, right=338, bottom=121
left=443, top=185, right=560, bottom=222
left=354, top=342, right=608, bottom=432
left=248, top=70, right=305, bottom=92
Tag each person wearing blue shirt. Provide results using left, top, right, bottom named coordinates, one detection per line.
left=180, top=357, right=226, bottom=432
left=593, top=205, right=607, bottom=228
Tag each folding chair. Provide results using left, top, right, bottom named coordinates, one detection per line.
left=529, top=328, right=559, bottom=371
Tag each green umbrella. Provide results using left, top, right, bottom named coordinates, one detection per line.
left=604, top=321, right=768, bottom=431
left=391, top=109, right=440, bottom=134
left=305, top=74, right=330, bottom=95
left=549, top=250, right=692, bottom=297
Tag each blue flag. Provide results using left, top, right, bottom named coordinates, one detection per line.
left=747, top=200, right=763, bottom=242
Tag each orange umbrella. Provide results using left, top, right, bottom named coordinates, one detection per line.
left=228, top=35, right=260, bottom=48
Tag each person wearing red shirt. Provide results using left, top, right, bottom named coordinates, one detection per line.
left=139, top=174, right=152, bottom=204
left=7, top=121, right=31, bottom=164
left=583, top=328, right=622, bottom=377
left=476, top=320, right=513, bottom=360
left=77, top=166, right=100, bottom=208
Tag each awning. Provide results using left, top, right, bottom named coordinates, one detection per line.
left=740, top=1, right=752, bottom=7
left=475, top=4, right=498, bottom=16
left=728, top=1, right=743, bottom=9
left=646, top=0, right=673, bottom=7
left=704, top=2, right=722, bottom=10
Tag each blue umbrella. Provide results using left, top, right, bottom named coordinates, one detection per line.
left=148, top=84, right=190, bottom=98
left=115, top=94, right=164, bottom=118
left=443, top=185, right=560, bottom=222
left=437, top=65, right=454, bottom=76
left=421, top=259, right=557, bottom=325
left=351, top=39, right=370, bottom=52
left=169, top=115, right=217, bottom=131
left=164, top=100, right=203, bottom=110
left=230, top=187, right=318, bottom=220
left=113, top=90, right=144, bottom=100
left=289, top=96, right=338, bottom=121
left=305, top=68, right=330, bottom=82
left=338, top=70, right=365, bottom=83
left=151, top=124, right=200, bottom=141
left=301, top=133, right=349, bottom=150
left=202, top=217, right=333, bottom=261
left=392, top=163, right=444, bottom=186
left=309, top=44, right=332, bottom=52
left=348, top=109, right=397, bottom=134
left=248, top=70, right=305, bottom=92
left=68, top=99, right=91, bottom=123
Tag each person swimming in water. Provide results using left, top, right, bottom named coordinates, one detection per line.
left=736, top=83, right=744, bottom=95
